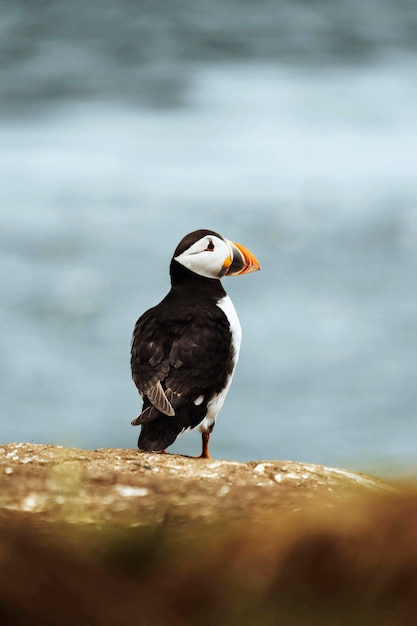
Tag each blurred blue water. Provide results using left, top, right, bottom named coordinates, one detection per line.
left=1, top=2, right=417, bottom=474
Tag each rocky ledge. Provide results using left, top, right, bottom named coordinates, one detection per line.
left=0, top=442, right=395, bottom=527
left=2, top=443, right=417, bottom=626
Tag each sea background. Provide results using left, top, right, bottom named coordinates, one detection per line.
left=1, top=0, right=417, bottom=476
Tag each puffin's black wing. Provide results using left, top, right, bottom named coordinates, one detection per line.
left=130, top=300, right=233, bottom=451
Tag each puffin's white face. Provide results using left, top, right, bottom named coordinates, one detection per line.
left=174, top=234, right=233, bottom=279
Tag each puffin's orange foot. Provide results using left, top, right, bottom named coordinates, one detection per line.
left=195, top=451, right=211, bottom=459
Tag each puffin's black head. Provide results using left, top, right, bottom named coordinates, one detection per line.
left=170, top=229, right=260, bottom=284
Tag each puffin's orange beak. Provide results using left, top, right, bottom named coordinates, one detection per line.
left=224, top=240, right=261, bottom=276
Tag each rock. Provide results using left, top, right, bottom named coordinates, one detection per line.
left=1, top=443, right=416, bottom=626
left=0, top=442, right=396, bottom=527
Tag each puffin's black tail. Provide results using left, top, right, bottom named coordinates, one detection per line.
left=137, top=415, right=183, bottom=452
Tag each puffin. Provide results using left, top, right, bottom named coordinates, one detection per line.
left=130, top=229, right=260, bottom=458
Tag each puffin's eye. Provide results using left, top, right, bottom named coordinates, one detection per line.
left=206, top=240, right=215, bottom=251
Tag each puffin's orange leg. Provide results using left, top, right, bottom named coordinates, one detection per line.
left=196, top=431, right=211, bottom=459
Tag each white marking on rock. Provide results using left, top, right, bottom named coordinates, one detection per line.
left=21, top=494, right=42, bottom=511
left=115, top=485, right=148, bottom=498
left=323, top=466, right=395, bottom=491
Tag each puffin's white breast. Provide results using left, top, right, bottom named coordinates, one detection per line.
left=199, top=295, right=242, bottom=431
left=217, top=295, right=242, bottom=363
